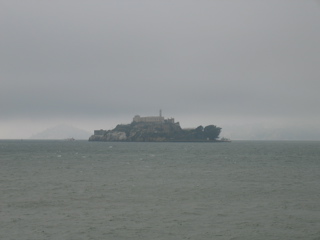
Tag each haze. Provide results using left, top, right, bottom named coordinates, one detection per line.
left=1, top=1, right=320, bottom=140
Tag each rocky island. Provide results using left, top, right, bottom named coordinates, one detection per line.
left=89, top=111, right=225, bottom=142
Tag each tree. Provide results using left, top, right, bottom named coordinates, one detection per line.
left=195, top=125, right=204, bottom=132
left=204, top=125, right=221, bottom=140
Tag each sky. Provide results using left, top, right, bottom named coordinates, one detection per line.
left=1, top=0, right=320, bottom=140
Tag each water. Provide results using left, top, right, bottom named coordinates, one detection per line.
left=1, top=140, right=319, bottom=240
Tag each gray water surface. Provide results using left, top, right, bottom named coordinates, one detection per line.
left=1, top=140, right=319, bottom=239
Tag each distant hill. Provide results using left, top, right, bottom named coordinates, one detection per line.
left=30, top=124, right=91, bottom=140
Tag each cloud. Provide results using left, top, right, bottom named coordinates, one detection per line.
left=1, top=1, right=320, bottom=139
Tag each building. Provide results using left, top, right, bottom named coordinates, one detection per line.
left=133, top=110, right=174, bottom=124
left=133, top=115, right=164, bottom=123
left=94, top=129, right=107, bottom=136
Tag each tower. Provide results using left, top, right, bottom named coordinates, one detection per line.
left=159, top=109, right=162, bottom=117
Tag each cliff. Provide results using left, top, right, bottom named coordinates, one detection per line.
left=89, top=121, right=222, bottom=142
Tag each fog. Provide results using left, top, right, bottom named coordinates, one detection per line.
left=1, top=1, right=320, bottom=140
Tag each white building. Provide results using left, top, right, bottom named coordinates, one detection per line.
left=133, top=110, right=174, bottom=123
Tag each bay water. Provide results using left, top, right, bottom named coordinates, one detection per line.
left=1, top=140, right=319, bottom=239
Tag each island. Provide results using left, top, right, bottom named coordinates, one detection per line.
left=89, top=111, right=226, bottom=142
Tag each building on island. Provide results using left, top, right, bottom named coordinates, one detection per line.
left=133, top=110, right=174, bottom=124
left=93, top=110, right=176, bottom=137
left=133, top=115, right=164, bottom=123
left=94, top=129, right=107, bottom=136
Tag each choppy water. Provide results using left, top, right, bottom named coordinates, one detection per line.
left=1, top=140, right=319, bottom=240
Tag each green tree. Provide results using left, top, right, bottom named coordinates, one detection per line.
left=204, top=125, right=221, bottom=140
left=195, top=125, right=204, bottom=132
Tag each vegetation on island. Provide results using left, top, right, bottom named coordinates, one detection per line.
left=89, top=121, right=222, bottom=142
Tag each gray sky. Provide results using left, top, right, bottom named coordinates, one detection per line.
left=1, top=0, right=320, bottom=140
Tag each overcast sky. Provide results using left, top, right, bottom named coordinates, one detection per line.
left=1, top=1, right=320, bottom=140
